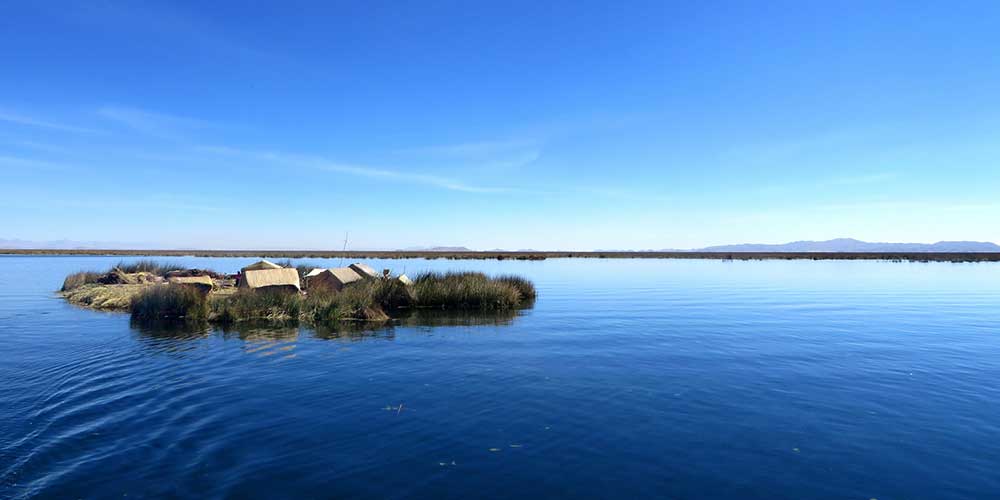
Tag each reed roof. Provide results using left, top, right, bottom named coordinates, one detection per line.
left=242, top=259, right=283, bottom=272
left=242, top=268, right=301, bottom=290
left=168, top=276, right=214, bottom=287
left=349, top=262, right=380, bottom=279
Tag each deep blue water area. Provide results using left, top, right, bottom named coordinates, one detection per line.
left=1, top=256, right=999, bottom=498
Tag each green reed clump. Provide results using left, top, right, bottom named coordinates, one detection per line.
left=61, top=271, right=102, bottom=291
left=115, top=260, right=187, bottom=276
left=494, top=274, right=537, bottom=301
left=130, top=285, right=208, bottom=320
left=300, top=279, right=414, bottom=322
left=210, top=289, right=301, bottom=323
left=301, top=286, right=388, bottom=323
left=309, top=278, right=417, bottom=320
left=369, top=278, right=416, bottom=310
left=410, top=271, right=525, bottom=310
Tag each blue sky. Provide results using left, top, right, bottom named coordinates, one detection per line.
left=2, top=1, right=999, bottom=250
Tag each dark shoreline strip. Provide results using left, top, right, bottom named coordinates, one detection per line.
left=5, top=249, right=1000, bottom=262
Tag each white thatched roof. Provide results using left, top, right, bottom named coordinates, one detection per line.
left=242, top=259, right=283, bottom=272
left=396, top=274, right=413, bottom=286
left=304, top=268, right=326, bottom=278
left=241, top=268, right=301, bottom=290
left=349, top=262, right=380, bottom=279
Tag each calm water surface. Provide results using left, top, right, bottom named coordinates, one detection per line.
left=1, top=256, right=999, bottom=499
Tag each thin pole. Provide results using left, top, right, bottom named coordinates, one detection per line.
left=338, top=231, right=349, bottom=267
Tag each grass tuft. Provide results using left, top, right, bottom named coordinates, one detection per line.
left=210, top=286, right=396, bottom=324
left=211, top=289, right=301, bottom=323
left=411, top=271, right=525, bottom=310
left=61, top=271, right=102, bottom=291
left=494, top=274, right=537, bottom=300
left=131, top=285, right=208, bottom=320
left=302, top=287, right=388, bottom=323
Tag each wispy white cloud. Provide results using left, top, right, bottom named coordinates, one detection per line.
left=815, top=200, right=1000, bottom=212
left=824, top=171, right=898, bottom=186
left=398, top=139, right=538, bottom=158
left=98, top=106, right=215, bottom=139
left=574, top=187, right=672, bottom=203
left=3, top=139, right=73, bottom=155
left=396, top=138, right=542, bottom=173
left=0, top=110, right=103, bottom=134
left=200, top=144, right=681, bottom=201
left=0, top=155, right=78, bottom=171
left=199, top=145, right=514, bottom=193
left=475, top=150, right=542, bottom=171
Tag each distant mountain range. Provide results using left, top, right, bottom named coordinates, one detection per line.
left=693, top=238, right=1000, bottom=253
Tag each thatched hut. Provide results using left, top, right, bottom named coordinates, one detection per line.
left=349, top=262, right=380, bottom=280
left=241, top=259, right=283, bottom=272
left=303, top=268, right=328, bottom=290
left=239, top=268, right=301, bottom=293
left=168, top=275, right=215, bottom=295
left=307, top=267, right=362, bottom=293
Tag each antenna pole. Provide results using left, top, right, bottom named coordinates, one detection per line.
left=339, top=231, right=349, bottom=267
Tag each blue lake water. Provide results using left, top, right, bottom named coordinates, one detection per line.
left=1, top=256, right=999, bottom=499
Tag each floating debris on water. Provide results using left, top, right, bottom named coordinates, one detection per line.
left=489, top=448, right=501, bottom=452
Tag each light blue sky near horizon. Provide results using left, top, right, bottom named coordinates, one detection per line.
left=2, top=1, right=999, bottom=250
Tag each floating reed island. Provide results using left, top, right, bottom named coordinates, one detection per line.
left=60, top=259, right=536, bottom=324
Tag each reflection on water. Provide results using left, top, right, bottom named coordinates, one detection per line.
left=395, top=307, right=523, bottom=327
left=218, top=321, right=301, bottom=342
left=129, top=319, right=212, bottom=354
left=129, top=307, right=530, bottom=346
left=311, top=321, right=397, bottom=342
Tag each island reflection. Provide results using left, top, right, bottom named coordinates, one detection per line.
left=130, top=307, right=527, bottom=348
